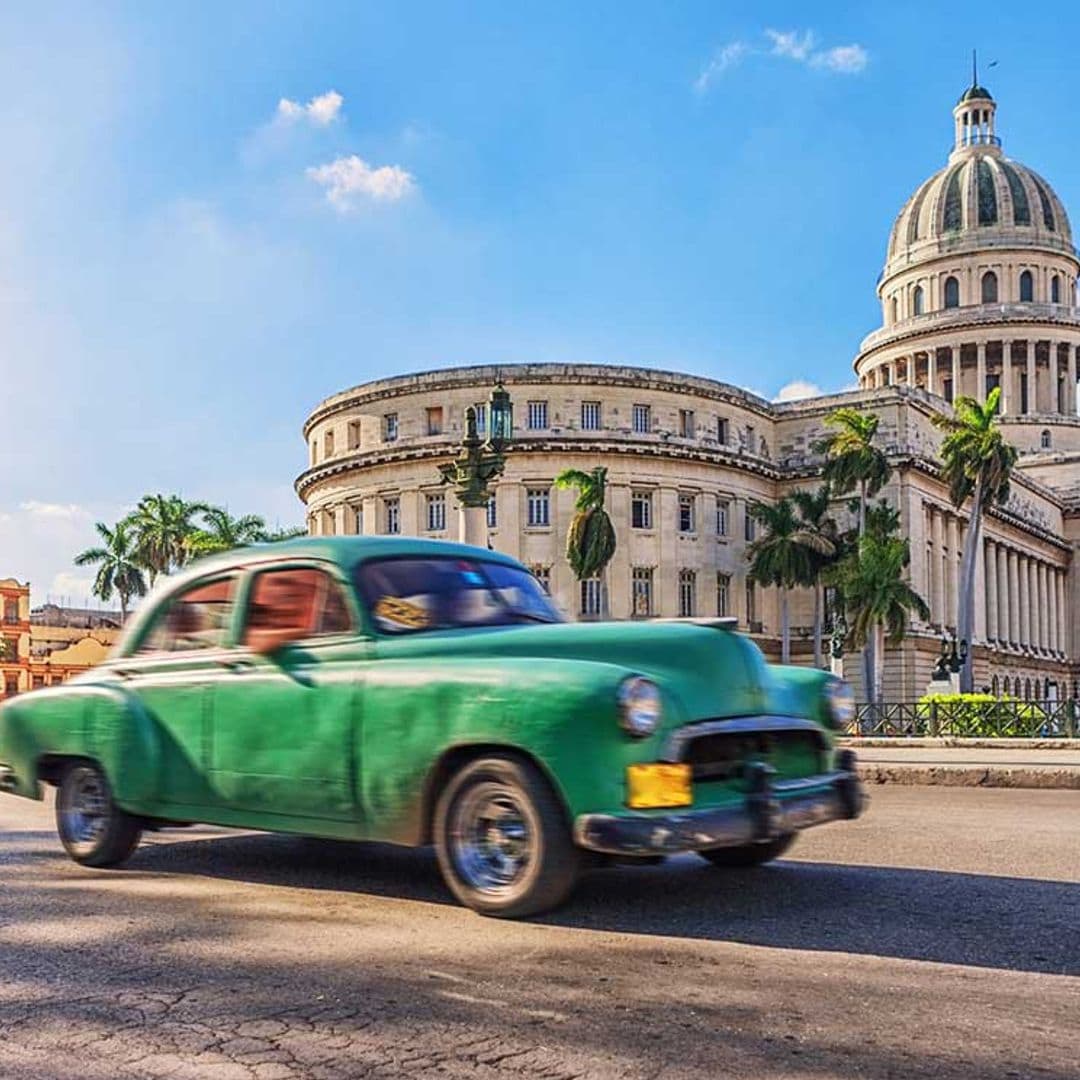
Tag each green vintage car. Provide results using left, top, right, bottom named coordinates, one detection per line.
left=0, top=537, right=863, bottom=917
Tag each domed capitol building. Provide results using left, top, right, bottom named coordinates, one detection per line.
left=296, top=82, right=1080, bottom=701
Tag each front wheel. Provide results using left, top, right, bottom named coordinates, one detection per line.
left=56, top=762, right=142, bottom=867
left=434, top=755, right=580, bottom=918
left=697, top=833, right=796, bottom=868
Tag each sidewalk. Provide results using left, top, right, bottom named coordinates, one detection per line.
left=839, top=738, right=1080, bottom=790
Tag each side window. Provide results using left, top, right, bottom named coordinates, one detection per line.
left=138, top=577, right=237, bottom=654
left=242, top=568, right=353, bottom=651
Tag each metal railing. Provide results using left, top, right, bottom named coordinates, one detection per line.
left=849, top=700, right=1079, bottom=738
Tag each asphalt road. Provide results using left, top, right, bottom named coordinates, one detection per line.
left=0, top=788, right=1077, bottom=1080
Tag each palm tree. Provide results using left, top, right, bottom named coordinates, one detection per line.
left=747, top=497, right=834, bottom=664
left=814, top=408, right=890, bottom=537
left=125, top=494, right=208, bottom=583
left=186, top=507, right=269, bottom=557
left=261, top=525, right=308, bottom=543
left=836, top=534, right=930, bottom=704
left=931, top=387, right=1017, bottom=692
left=789, top=486, right=840, bottom=668
left=554, top=467, right=617, bottom=618
left=74, top=520, right=147, bottom=622
left=814, top=408, right=891, bottom=693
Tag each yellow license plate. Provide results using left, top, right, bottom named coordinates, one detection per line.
left=626, top=763, right=692, bottom=809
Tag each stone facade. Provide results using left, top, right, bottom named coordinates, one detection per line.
left=295, top=82, right=1080, bottom=702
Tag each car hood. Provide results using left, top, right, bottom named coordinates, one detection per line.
left=375, top=619, right=795, bottom=723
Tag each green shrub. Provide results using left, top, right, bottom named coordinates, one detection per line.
left=915, top=693, right=1047, bottom=736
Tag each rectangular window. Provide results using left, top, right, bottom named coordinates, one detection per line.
left=474, top=402, right=487, bottom=433
left=527, top=488, right=550, bottom=527
left=425, top=493, right=446, bottom=532
left=347, top=421, right=362, bottom=450
left=717, top=417, right=729, bottom=445
left=354, top=505, right=364, bottom=535
left=943, top=379, right=953, bottom=404
left=527, top=401, right=548, bottom=430
left=716, top=498, right=729, bottom=537
left=746, top=425, right=756, bottom=454
left=717, top=573, right=731, bottom=617
left=580, top=578, right=602, bottom=618
left=384, top=497, right=401, bottom=535
left=383, top=413, right=399, bottom=442
left=426, top=406, right=443, bottom=436
left=678, top=493, right=695, bottom=534
left=631, top=567, right=653, bottom=618
left=581, top=401, right=602, bottom=430
left=324, top=430, right=335, bottom=458
left=679, top=409, right=695, bottom=438
left=3, top=601, right=17, bottom=625
left=678, top=570, right=696, bottom=617
left=487, top=494, right=497, bottom=529
left=4, top=675, right=18, bottom=697
left=986, top=373, right=999, bottom=397
left=631, top=490, right=653, bottom=530
left=1019, top=373, right=1028, bottom=414
left=632, top=403, right=651, bottom=434
left=531, top=565, right=552, bottom=594
left=32, top=675, right=44, bottom=690
left=745, top=508, right=756, bottom=542
left=746, top=581, right=759, bottom=629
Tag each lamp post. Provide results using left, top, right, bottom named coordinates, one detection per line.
left=829, top=613, right=847, bottom=679
left=931, top=631, right=968, bottom=689
left=439, top=383, right=513, bottom=547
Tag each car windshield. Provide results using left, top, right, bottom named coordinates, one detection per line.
left=354, top=556, right=562, bottom=635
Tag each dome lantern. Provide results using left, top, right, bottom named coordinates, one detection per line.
left=952, top=81, right=998, bottom=155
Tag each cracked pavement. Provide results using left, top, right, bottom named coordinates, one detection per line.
left=0, top=787, right=1077, bottom=1079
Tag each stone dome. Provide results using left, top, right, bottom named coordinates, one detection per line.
left=884, top=83, right=1073, bottom=275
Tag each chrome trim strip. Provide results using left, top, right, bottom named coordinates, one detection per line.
left=661, top=716, right=827, bottom=762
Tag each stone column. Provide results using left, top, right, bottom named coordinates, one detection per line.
left=944, top=514, right=957, bottom=627
left=1026, top=340, right=1037, bottom=414
left=909, top=355, right=918, bottom=388
left=1057, top=571, right=1067, bottom=656
left=996, top=544, right=1009, bottom=643
left=607, top=483, right=631, bottom=619
left=458, top=505, right=486, bottom=546
left=928, top=349, right=938, bottom=396
left=1037, top=561, right=1047, bottom=651
left=1068, top=345, right=1077, bottom=416
left=1008, top=548, right=1020, bottom=646
left=985, top=540, right=998, bottom=641
left=1026, top=558, right=1037, bottom=650
left=887, top=359, right=898, bottom=386
left=976, top=341, right=987, bottom=401
left=1001, top=340, right=1012, bottom=414
left=1048, top=566, right=1058, bottom=654
left=930, top=508, right=944, bottom=625
left=951, top=346, right=961, bottom=401
left=361, top=496, right=378, bottom=536
left=974, top=534, right=987, bottom=642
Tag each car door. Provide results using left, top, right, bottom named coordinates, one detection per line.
left=207, top=563, right=363, bottom=822
left=110, top=574, right=239, bottom=813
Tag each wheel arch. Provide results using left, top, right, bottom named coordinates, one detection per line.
left=417, top=742, right=571, bottom=846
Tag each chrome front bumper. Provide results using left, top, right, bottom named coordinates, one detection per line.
left=574, top=751, right=864, bottom=856
left=0, top=765, right=17, bottom=793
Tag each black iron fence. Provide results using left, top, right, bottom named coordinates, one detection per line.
left=850, top=700, right=1079, bottom=738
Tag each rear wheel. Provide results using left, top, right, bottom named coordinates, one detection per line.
left=697, top=833, right=796, bottom=868
left=56, top=762, right=142, bottom=867
left=434, top=755, right=580, bottom=918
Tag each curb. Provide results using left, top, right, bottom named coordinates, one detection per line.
left=840, top=737, right=1080, bottom=749
left=856, top=763, right=1080, bottom=790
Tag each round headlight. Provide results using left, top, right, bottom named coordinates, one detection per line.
left=618, top=676, right=662, bottom=737
left=824, top=678, right=856, bottom=731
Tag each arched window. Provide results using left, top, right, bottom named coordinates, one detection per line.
left=1041, top=429, right=1052, bottom=449
left=1019, top=269, right=1033, bottom=302
left=981, top=271, right=998, bottom=303
left=944, top=276, right=960, bottom=308
left=913, top=285, right=924, bottom=315
left=1024, top=678, right=1032, bottom=700
left=891, top=296, right=899, bottom=323
left=991, top=674, right=999, bottom=697
left=1051, top=275, right=1061, bottom=303
left=1002, top=676, right=1011, bottom=697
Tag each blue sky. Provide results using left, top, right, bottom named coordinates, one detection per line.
left=2, top=2, right=1077, bottom=604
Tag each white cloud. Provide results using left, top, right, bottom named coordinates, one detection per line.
left=774, top=379, right=823, bottom=402
left=766, top=29, right=815, bottom=62
left=19, top=500, right=90, bottom=521
left=306, top=154, right=416, bottom=210
left=697, top=29, right=867, bottom=91
left=812, top=45, right=869, bottom=74
left=276, top=90, right=343, bottom=126
left=694, top=42, right=749, bottom=92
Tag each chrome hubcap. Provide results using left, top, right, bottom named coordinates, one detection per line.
left=60, top=768, right=109, bottom=854
left=450, top=784, right=532, bottom=894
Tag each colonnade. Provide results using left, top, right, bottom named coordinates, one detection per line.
left=924, top=503, right=1068, bottom=654
left=862, top=338, right=1079, bottom=415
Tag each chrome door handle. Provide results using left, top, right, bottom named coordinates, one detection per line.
left=222, top=658, right=256, bottom=673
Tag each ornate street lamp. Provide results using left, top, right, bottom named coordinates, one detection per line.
left=439, top=383, right=513, bottom=546
left=932, top=632, right=968, bottom=682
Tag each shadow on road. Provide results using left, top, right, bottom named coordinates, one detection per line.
left=103, top=829, right=1080, bottom=977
